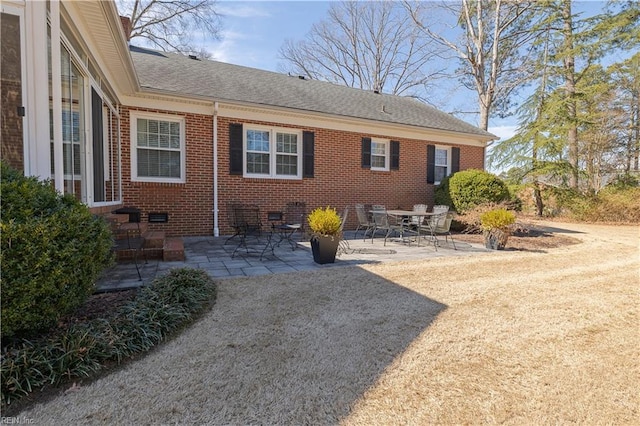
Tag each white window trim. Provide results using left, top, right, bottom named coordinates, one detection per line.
left=243, top=124, right=303, bottom=180
left=434, top=145, right=452, bottom=185
left=130, top=111, right=186, bottom=183
left=371, top=138, right=390, bottom=172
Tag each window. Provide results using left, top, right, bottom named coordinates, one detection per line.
left=434, top=146, right=450, bottom=184
left=244, top=125, right=302, bottom=179
left=131, top=112, right=185, bottom=182
left=371, top=139, right=389, bottom=171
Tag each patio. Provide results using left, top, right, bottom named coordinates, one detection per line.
left=96, top=231, right=489, bottom=292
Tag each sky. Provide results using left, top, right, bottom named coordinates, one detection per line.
left=191, top=1, right=617, bottom=150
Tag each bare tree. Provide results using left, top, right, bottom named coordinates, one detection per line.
left=279, top=1, right=445, bottom=99
left=116, top=0, right=221, bottom=55
left=406, top=0, right=540, bottom=130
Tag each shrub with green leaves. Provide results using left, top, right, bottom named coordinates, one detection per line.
left=434, top=175, right=454, bottom=210
left=0, top=163, right=113, bottom=339
left=448, top=169, right=511, bottom=213
left=1, top=268, right=217, bottom=407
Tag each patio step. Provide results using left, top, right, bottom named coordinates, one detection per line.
left=163, top=237, right=185, bottom=262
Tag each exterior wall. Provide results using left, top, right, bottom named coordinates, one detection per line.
left=120, top=106, right=214, bottom=236
left=119, top=108, right=484, bottom=237
left=216, top=116, right=484, bottom=235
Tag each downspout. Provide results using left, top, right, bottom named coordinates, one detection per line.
left=213, top=101, right=219, bottom=236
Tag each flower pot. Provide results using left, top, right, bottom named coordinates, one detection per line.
left=310, top=234, right=340, bottom=264
left=483, top=229, right=509, bottom=250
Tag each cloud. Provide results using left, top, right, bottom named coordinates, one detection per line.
left=217, top=3, right=272, bottom=19
left=488, top=125, right=518, bottom=141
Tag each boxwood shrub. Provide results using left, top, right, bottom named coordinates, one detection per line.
left=1, top=163, right=113, bottom=339
left=448, top=169, right=511, bottom=213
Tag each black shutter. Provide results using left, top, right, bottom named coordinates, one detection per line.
left=303, top=131, right=314, bottom=178
left=229, top=123, right=243, bottom=175
left=427, top=144, right=435, bottom=184
left=361, top=137, right=371, bottom=168
left=390, top=141, right=400, bottom=170
left=451, top=147, right=460, bottom=174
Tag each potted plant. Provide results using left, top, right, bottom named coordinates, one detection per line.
left=307, top=206, right=342, bottom=264
left=480, top=208, right=516, bottom=250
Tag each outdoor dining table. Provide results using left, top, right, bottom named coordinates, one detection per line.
left=385, top=209, right=437, bottom=247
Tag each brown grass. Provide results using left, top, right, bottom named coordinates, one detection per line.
left=18, top=222, right=639, bottom=425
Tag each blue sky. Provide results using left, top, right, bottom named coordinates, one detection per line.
left=199, top=1, right=615, bottom=144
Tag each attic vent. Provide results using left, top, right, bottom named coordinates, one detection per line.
left=298, top=75, right=306, bottom=80
left=373, top=90, right=380, bottom=94
left=188, top=54, right=199, bottom=60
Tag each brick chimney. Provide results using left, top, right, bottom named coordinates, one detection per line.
left=119, top=16, right=131, bottom=41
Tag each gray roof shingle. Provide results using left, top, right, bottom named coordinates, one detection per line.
left=130, top=46, right=495, bottom=140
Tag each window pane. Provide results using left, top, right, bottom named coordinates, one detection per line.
left=371, top=155, right=386, bottom=168
left=371, top=141, right=386, bottom=155
left=148, top=133, right=159, bottom=148
left=137, top=148, right=181, bottom=178
left=435, top=165, right=447, bottom=183
left=246, top=152, right=269, bottom=174
left=276, top=154, right=297, bottom=175
left=170, top=122, right=179, bottom=135
left=138, top=118, right=148, bottom=133
left=148, top=120, right=158, bottom=134
left=159, top=134, right=170, bottom=148
left=435, top=148, right=448, bottom=166
left=276, top=133, right=297, bottom=154
left=247, top=130, right=269, bottom=152
left=170, top=135, right=180, bottom=149
left=137, top=132, right=148, bottom=147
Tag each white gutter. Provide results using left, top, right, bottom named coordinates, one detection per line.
left=213, top=101, right=219, bottom=237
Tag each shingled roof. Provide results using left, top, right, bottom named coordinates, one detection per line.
left=130, top=46, right=495, bottom=140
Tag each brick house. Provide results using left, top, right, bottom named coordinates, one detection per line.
left=1, top=0, right=495, bottom=238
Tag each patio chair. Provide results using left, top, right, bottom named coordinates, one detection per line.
left=409, top=204, right=428, bottom=229
left=272, top=201, right=306, bottom=249
left=225, top=203, right=245, bottom=245
left=231, top=204, right=263, bottom=257
left=337, top=206, right=351, bottom=256
left=433, top=204, right=450, bottom=215
left=433, top=212, right=457, bottom=250
left=420, top=211, right=448, bottom=251
left=371, top=208, right=406, bottom=246
left=354, top=203, right=375, bottom=239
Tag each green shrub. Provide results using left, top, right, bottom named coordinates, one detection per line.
left=0, top=163, right=113, bottom=339
left=448, top=169, right=510, bottom=213
left=434, top=175, right=454, bottom=210
left=1, top=268, right=217, bottom=406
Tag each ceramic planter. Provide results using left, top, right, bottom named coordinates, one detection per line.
left=483, top=228, right=509, bottom=250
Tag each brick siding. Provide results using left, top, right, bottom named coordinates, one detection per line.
left=119, top=108, right=484, bottom=236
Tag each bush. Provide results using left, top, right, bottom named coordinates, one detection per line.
left=307, top=206, right=341, bottom=236
left=434, top=175, right=454, bottom=210
left=0, top=163, right=113, bottom=339
left=480, top=208, right=516, bottom=231
left=448, top=169, right=511, bottom=213
left=1, top=268, right=217, bottom=407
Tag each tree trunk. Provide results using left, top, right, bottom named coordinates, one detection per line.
left=562, top=0, right=579, bottom=189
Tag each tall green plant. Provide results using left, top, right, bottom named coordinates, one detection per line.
left=1, top=163, right=114, bottom=339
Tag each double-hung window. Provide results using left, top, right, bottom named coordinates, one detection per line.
left=245, top=125, right=302, bottom=179
left=370, top=139, right=389, bottom=171
left=131, top=112, right=185, bottom=183
left=434, top=146, right=450, bottom=184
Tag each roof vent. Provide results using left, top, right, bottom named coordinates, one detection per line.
left=374, top=90, right=380, bottom=94
left=188, top=54, right=199, bottom=60
left=298, top=75, right=306, bottom=80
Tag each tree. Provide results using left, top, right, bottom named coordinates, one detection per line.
left=279, top=1, right=443, bottom=99
left=116, top=0, right=221, bottom=55
left=490, top=1, right=639, bottom=195
left=406, top=0, right=541, bottom=130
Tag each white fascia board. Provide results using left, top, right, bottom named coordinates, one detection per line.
left=120, top=93, right=214, bottom=116
left=121, top=89, right=492, bottom=147
left=62, top=1, right=138, bottom=99
left=218, top=102, right=493, bottom=147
